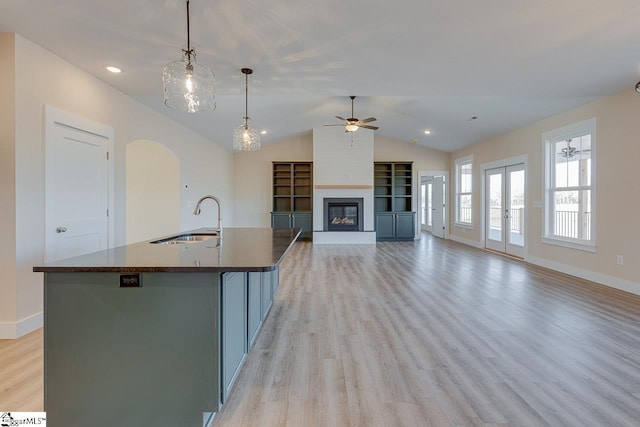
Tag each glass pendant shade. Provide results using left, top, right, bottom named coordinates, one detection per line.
left=233, top=120, right=260, bottom=151
left=163, top=1, right=215, bottom=113
left=233, top=68, right=260, bottom=151
left=345, top=123, right=359, bottom=132
left=163, top=55, right=216, bottom=113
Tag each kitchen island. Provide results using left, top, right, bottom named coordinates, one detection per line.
left=33, top=227, right=300, bottom=427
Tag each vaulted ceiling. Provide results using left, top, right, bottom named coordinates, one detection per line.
left=2, top=0, right=639, bottom=151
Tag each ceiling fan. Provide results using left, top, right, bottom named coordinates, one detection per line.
left=560, top=138, right=591, bottom=159
left=325, top=96, right=379, bottom=132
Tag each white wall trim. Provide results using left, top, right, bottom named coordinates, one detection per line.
left=526, top=255, right=640, bottom=297
left=447, top=234, right=483, bottom=249
left=448, top=235, right=640, bottom=297
left=0, top=312, right=43, bottom=339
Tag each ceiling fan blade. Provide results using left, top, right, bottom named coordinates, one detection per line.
left=335, top=116, right=347, bottom=121
left=359, top=117, right=377, bottom=123
left=359, top=124, right=379, bottom=130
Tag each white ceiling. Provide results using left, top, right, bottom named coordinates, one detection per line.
left=2, top=0, right=639, bottom=152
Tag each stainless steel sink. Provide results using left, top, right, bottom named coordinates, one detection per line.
left=150, top=233, right=218, bottom=244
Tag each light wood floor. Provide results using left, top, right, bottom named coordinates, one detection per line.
left=214, top=235, right=640, bottom=427
left=2, top=235, right=640, bottom=426
left=0, top=327, right=43, bottom=411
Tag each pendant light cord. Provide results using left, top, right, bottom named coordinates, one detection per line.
left=184, top=0, right=194, bottom=63
left=244, top=72, right=249, bottom=126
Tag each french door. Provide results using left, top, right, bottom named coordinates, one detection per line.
left=420, top=178, right=433, bottom=233
left=421, top=175, right=445, bottom=238
left=431, top=176, right=445, bottom=238
left=485, top=164, right=525, bottom=257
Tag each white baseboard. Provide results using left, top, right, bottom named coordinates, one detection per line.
left=0, top=312, right=43, bottom=339
left=526, top=255, right=640, bottom=297
left=447, top=234, right=483, bottom=249
left=446, top=236, right=640, bottom=297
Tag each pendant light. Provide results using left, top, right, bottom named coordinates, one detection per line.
left=233, top=68, right=261, bottom=151
left=163, top=0, right=216, bottom=113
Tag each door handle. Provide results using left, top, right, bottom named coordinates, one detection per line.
left=56, top=227, right=67, bottom=233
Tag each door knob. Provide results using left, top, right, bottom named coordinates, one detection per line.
left=56, top=227, right=67, bottom=233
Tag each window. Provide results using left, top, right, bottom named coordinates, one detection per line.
left=455, top=156, right=473, bottom=226
left=543, top=118, right=596, bottom=250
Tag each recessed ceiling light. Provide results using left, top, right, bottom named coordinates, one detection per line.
left=106, top=66, right=122, bottom=74
left=468, top=115, right=478, bottom=121
left=260, top=130, right=267, bottom=135
left=424, top=130, right=431, bottom=135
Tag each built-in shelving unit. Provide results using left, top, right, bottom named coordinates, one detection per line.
left=272, top=162, right=313, bottom=240
left=374, top=162, right=415, bottom=240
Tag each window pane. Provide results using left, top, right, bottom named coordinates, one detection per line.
left=459, top=195, right=472, bottom=223
left=554, top=137, right=591, bottom=189
left=553, top=190, right=591, bottom=240
left=460, top=163, right=472, bottom=193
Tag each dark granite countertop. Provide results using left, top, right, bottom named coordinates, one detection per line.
left=33, top=227, right=301, bottom=273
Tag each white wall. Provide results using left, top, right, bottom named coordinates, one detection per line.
left=1, top=33, right=234, bottom=338
left=126, top=140, right=180, bottom=243
left=0, top=33, right=17, bottom=333
left=313, top=127, right=374, bottom=186
left=449, top=91, right=640, bottom=294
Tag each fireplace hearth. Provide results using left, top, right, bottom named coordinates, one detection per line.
left=324, top=198, right=363, bottom=231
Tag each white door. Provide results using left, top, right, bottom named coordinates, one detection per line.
left=431, top=176, right=445, bottom=239
left=420, top=178, right=433, bottom=233
left=45, top=107, right=113, bottom=262
left=485, top=164, right=525, bottom=257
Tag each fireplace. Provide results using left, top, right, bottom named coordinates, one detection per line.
left=324, top=198, right=364, bottom=231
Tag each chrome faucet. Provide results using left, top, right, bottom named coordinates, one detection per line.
left=193, top=195, right=223, bottom=238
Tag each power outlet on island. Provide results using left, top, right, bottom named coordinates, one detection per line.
left=120, top=273, right=142, bottom=287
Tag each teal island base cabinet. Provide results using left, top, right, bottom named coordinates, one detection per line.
left=44, top=269, right=280, bottom=427
left=35, top=227, right=297, bottom=427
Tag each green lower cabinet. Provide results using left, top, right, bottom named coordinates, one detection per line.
left=247, top=272, right=262, bottom=349
left=291, top=213, right=312, bottom=240
left=222, top=272, right=247, bottom=403
left=376, top=212, right=415, bottom=241
left=272, top=268, right=280, bottom=296
left=271, top=213, right=291, bottom=228
left=271, top=212, right=312, bottom=240
left=395, top=213, right=415, bottom=239
left=261, top=270, right=273, bottom=319
left=44, top=272, right=220, bottom=427
left=375, top=213, right=396, bottom=239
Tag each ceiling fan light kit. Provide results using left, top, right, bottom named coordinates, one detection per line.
left=325, top=96, right=379, bottom=134
left=233, top=68, right=261, bottom=151
left=163, top=0, right=216, bottom=113
left=635, top=81, right=640, bottom=93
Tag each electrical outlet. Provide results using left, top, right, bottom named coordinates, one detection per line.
left=616, top=255, right=624, bottom=265
left=120, top=273, right=142, bottom=287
